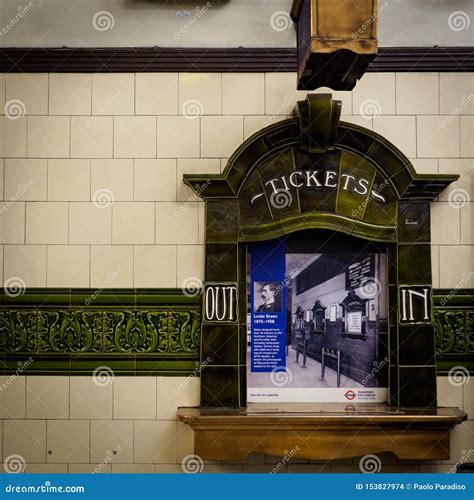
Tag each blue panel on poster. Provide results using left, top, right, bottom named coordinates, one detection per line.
left=249, top=240, right=286, bottom=373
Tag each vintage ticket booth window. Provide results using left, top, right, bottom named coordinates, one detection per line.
left=178, top=95, right=466, bottom=460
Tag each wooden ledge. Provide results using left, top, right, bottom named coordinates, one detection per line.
left=177, top=405, right=467, bottom=461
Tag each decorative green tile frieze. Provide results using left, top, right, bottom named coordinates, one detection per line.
left=0, top=288, right=201, bottom=376
left=433, top=289, right=474, bottom=374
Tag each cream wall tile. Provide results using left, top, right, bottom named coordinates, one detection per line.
left=439, top=159, right=474, bottom=202
left=134, top=245, right=176, bottom=287
left=4, top=420, right=46, bottom=462
left=49, top=74, right=92, bottom=115
left=431, top=245, right=439, bottom=288
left=396, top=73, right=439, bottom=114
left=0, top=159, right=4, bottom=199
left=156, top=116, right=199, bottom=158
left=90, top=246, right=133, bottom=288
left=47, top=420, right=89, bottom=463
left=26, top=463, right=68, bottom=473
left=439, top=246, right=474, bottom=288
left=134, top=159, right=176, bottom=201
left=6, top=74, right=48, bottom=115
left=71, top=116, right=113, bottom=158
left=0, top=74, right=5, bottom=112
left=27, top=116, right=70, bottom=158
left=179, top=73, right=221, bottom=115
left=114, top=116, right=156, bottom=158
left=134, top=420, right=177, bottom=463
left=201, top=116, right=243, bottom=157
left=112, top=202, right=154, bottom=244
left=114, top=377, right=156, bottom=420
left=26, top=202, right=68, bottom=244
left=177, top=245, right=205, bottom=286
left=265, top=73, right=305, bottom=115
left=410, top=158, right=438, bottom=175
left=463, top=378, right=474, bottom=420
left=353, top=73, right=395, bottom=115
left=177, top=422, right=194, bottom=461
left=243, top=115, right=288, bottom=140
left=156, top=464, right=183, bottom=473
left=460, top=116, right=474, bottom=157
left=26, top=376, right=69, bottom=419
left=90, top=420, right=133, bottom=464
left=3, top=244, right=46, bottom=287
left=417, top=115, right=460, bottom=158
left=430, top=202, right=461, bottom=245
left=47, top=245, right=90, bottom=287
left=373, top=116, right=416, bottom=158
left=460, top=204, right=474, bottom=244
left=92, top=74, right=134, bottom=115
left=91, top=159, right=133, bottom=201
left=156, top=202, right=199, bottom=244
left=156, top=377, right=200, bottom=420
left=0, top=202, right=25, bottom=244
left=313, top=87, right=352, bottom=114
left=0, top=376, right=26, bottom=419
left=340, top=115, right=373, bottom=129
left=0, top=117, right=27, bottom=157
left=69, top=464, right=111, bottom=473
left=177, top=158, right=220, bottom=201
left=136, top=73, right=178, bottom=115
left=440, top=74, right=474, bottom=115
left=436, top=376, right=463, bottom=407
left=69, top=203, right=111, bottom=244
left=222, top=73, right=264, bottom=115
left=112, top=463, right=155, bottom=473
left=4, top=159, right=47, bottom=201
left=48, top=159, right=90, bottom=201
left=70, top=377, right=113, bottom=420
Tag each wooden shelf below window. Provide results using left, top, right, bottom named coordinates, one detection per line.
left=177, top=404, right=466, bottom=461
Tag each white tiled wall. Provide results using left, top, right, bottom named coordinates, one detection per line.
left=0, top=375, right=472, bottom=473
left=0, top=72, right=472, bottom=291
left=0, top=72, right=473, bottom=473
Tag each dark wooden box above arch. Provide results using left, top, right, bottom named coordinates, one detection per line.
left=184, top=93, right=459, bottom=410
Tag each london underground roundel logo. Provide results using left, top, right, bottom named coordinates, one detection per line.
left=344, top=390, right=356, bottom=400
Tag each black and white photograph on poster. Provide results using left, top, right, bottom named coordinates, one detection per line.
left=253, top=282, right=283, bottom=313
left=248, top=250, right=388, bottom=403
